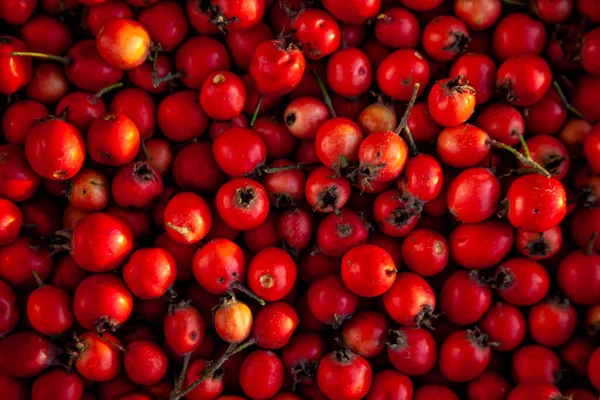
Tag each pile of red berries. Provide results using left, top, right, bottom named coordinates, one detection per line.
left=1, top=0, right=600, bottom=398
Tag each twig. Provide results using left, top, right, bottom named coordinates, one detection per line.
left=394, top=83, right=421, bottom=156
left=312, top=69, right=337, bottom=118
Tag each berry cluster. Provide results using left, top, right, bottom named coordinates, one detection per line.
left=1, top=0, right=600, bottom=399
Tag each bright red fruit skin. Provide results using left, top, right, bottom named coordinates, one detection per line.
left=317, top=351, right=373, bottom=400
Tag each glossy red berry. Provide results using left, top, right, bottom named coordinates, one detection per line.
left=124, top=340, right=168, bottom=385
left=123, top=248, right=177, bottom=299
left=447, top=167, right=500, bottom=223
left=96, top=19, right=150, bottom=70
left=382, top=272, right=436, bottom=326
left=387, top=327, right=437, bottom=376
left=480, top=301, right=526, bottom=352
left=253, top=302, right=299, bottom=349
left=377, top=49, right=429, bottom=101
left=440, top=270, right=492, bottom=326
left=422, top=16, right=470, bottom=61
left=87, top=113, right=141, bottom=166
left=307, top=274, right=359, bottom=327
left=27, top=284, right=73, bottom=335
left=74, top=332, right=123, bottom=382
left=164, top=192, right=212, bottom=244
left=248, top=247, right=297, bottom=302
left=164, top=302, right=205, bottom=355
left=317, top=350, right=373, bottom=400
left=439, top=329, right=491, bottom=382
left=497, top=55, right=552, bottom=106
left=341, top=244, right=396, bottom=297
left=250, top=40, right=306, bottom=97
left=495, top=258, right=550, bottom=306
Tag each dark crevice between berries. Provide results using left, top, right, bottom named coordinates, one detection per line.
left=543, top=154, right=567, bottom=175
left=274, top=193, right=295, bottom=210
left=497, top=80, right=519, bottom=103
left=234, top=186, right=257, bottom=208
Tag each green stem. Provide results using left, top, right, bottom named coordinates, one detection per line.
left=552, top=81, right=585, bottom=120
left=586, top=232, right=598, bottom=255
left=93, top=82, right=123, bottom=101
left=394, top=83, right=421, bottom=156
left=140, top=139, right=151, bottom=161
left=230, top=281, right=265, bottom=306
left=10, top=52, right=70, bottom=64
left=250, top=97, right=262, bottom=127
left=31, top=270, right=44, bottom=288
left=517, top=133, right=530, bottom=159
left=312, top=69, right=337, bottom=118
left=173, top=353, right=191, bottom=395
left=152, top=72, right=183, bottom=89
left=262, top=162, right=320, bottom=174
left=170, top=338, right=257, bottom=400
left=489, top=139, right=551, bottom=178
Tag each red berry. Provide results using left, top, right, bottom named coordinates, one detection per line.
left=317, top=350, right=373, bottom=400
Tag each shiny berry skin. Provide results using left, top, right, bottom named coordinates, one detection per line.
left=523, top=90, right=567, bottom=136
left=507, top=383, right=564, bottom=400
left=506, top=174, right=566, bottom=233
left=0, top=199, right=21, bottom=246
left=414, top=385, right=458, bottom=400
left=476, top=103, right=524, bottom=146
left=497, top=55, right=552, bottom=107
left=122, top=248, right=177, bottom=299
left=529, top=297, right=577, bottom=347
left=172, top=142, right=225, bottom=194
left=75, top=332, right=123, bottom=382
left=0, top=280, right=18, bottom=337
left=447, top=167, right=500, bottom=223
left=439, top=329, right=491, bottom=382
left=357, top=102, right=397, bottom=137
left=176, top=36, right=231, bottom=90
left=164, top=302, right=205, bottom=355
left=383, top=272, right=436, bottom=326
left=32, top=369, right=84, bottom=400
left=322, top=0, right=380, bottom=24
left=200, top=71, right=246, bottom=121
left=315, top=117, right=364, bottom=169
left=467, top=371, right=511, bottom=400
left=307, top=274, right=359, bottom=327
left=437, top=124, right=490, bottom=168
left=73, top=274, right=133, bottom=331
left=495, top=258, right=550, bottom=306
left=87, top=113, right=141, bottom=166
left=374, top=7, right=419, bottom=49
left=317, top=209, right=369, bottom=256
left=402, top=228, right=448, bottom=276
left=372, top=189, right=420, bottom=238
left=404, top=154, right=444, bottom=201
left=193, top=238, right=246, bottom=295
left=367, top=370, right=413, bottom=400
left=27, top=284, right=74, bottom=335
left=25, top=119, right=85, bottom=181
left=454, top=0, right=501, bottom=31
left=239, top=350, right=284, bottom=399
left=0, top=237, right=52, bottom=289
left=281, top=332, right=325, bottom=385
left=449, top=53, right=496, bottom=105
left=214, top=295, right=253, bottom=343
left=164, top=192, right=212, bottom=244
left=250, top=40, right=306, bottom=97
left=157, top=91, right=208, bottom=142
left=584, top=124, right=600, bottom=173
left=138, top=1, right=187, bottom=52
left=0, top=331, right=55, bottom=378
left=123, top=340, right=167, bottom=386
left=327, top=48, right=372, bottom=98
left=182, top=358, right=224, bottom=399
left=216, top=178, right=270, bottom=231
left=377, top=49, right=429, bottom=101
left=480, top=301, right=526, bottom=351
left=70, top=213, right=134, bottom=272
left=64, top=40, right=124, bottom=94
left=292, top=9, right=341, bottom=60
left=512, top=345, right=561, bottom=384
left=557, top=247, right=600, bottom=305
left=248, top=247, right=297, bottom=302
left=317, top=351, right=373, bottom=400
left=2, top=100, right=49, bottom=145
left=0, top=37, right=32, bottom=95
left=112, top=162, right=163, bottom=209
left=213, top=127, right=267, bottom=177
left=342, top=244, right=396, bottom=297
left=449, top=220, right=514, bottom=269
left=284, top=97, right=330, bottom=140
left=441, top=270, right=492, bottom=326
left=493, top=13, right=546, bottom=61
left=422, top=16, right=470, bottom=61
left=340, top=311, right=388, bottom=358
left=387, top=327, right=437, bottom=376
left=109, top=88, right=155, bottom=139
left=96, top=19, right=150, bottom=70
left=253, top=302, right=299, bottom=349
left=357, top=130, right=408, bottom=185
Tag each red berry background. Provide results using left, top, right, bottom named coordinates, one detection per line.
left=0, top=0, right=600, bottom=399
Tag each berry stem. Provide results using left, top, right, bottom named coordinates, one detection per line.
left=586, top=232, right=598, bottom=255
left=489, top=139, right=551, bottom=178
left=250, top=97, right=262, bottom=127
left=152, top=72, right=183, bottom=89
left=312, top=69, right=337, bottom=118
left=10, top=51, right=71, bottom=64
left=502, top=0, right=527, bottom=5
left=517, top=133, right=531, bottom=159
left=229, top=281, right=265, bottom=306
left=140, top=139, right=151, bottom=161
left=173, top=353, right=191, bottom=395
left=262, top=162, right=320, bottom=174
left=170, top=338, right=257, bottom=400
left=552, top=81, right=585, bottom=120
left=31, top=270, right=44, bottom=288
left=394, top=83, right=420, bottom=156
left=93, top=82, right=123, bottom=101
